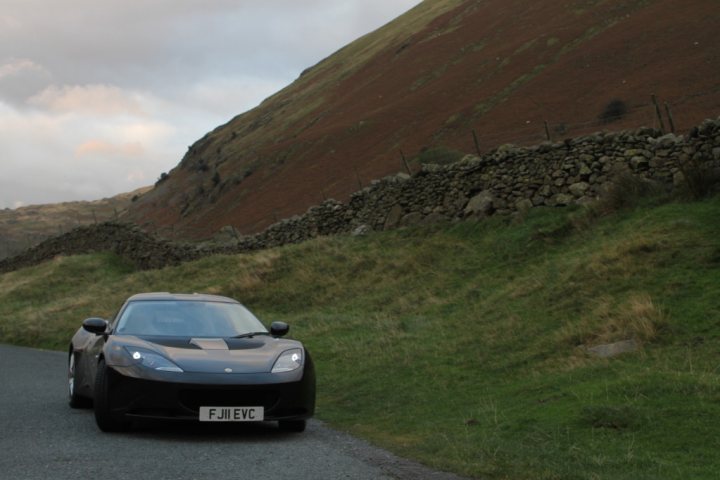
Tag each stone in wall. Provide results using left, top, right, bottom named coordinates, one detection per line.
left=464, top=191, right=495, bottom=217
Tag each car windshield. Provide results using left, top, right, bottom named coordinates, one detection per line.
left=114, top=300, right=268, bottom=338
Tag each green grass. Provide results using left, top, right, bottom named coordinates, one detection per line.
left=2, top=196, right=720, bottom=479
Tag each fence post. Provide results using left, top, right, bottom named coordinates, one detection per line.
left=472, top=129, right=482, bottom=156
left=400, top=150, right=412, bottom=175
left=664, top=102, right=676, bottom=133
left=353, top=167, right=363, bottom=190
left=651, top=94, right=667, bottom=134
left=543, top=121, right=551, bottom=141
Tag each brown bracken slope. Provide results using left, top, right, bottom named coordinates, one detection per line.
left=125, top=0, right=720, bottom=239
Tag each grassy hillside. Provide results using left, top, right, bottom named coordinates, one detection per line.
left=2, top=195, right=719, bottom=479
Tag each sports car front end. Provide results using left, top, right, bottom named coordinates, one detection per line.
left=99, top=334, right=315, bottom=429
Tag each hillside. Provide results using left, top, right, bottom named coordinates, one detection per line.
left=124, top=0, right=720, bottom=239
left=3, top=194, right=719, bottom=479
left=0, top=186, right=150, bottom=260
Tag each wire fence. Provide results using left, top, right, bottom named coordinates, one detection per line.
left=461, top=87, right=720, bottom=149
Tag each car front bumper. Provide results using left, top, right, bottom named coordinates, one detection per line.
left=104, top=363, right=315, bottom=422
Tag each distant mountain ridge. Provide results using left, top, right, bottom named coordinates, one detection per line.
left=125, top=0, right=720, bottom=239
left=0, top=187, right=150, bottom=260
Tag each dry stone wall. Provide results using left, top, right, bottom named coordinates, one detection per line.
left=2, top=117, right=719, bottom=273
left=0, top=223, right=202, bottom=272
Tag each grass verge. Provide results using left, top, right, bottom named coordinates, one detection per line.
left=1, top=196, right=720, bottom=479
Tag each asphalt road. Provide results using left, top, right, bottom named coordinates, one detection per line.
left=0, top=344, right=467, bottom=480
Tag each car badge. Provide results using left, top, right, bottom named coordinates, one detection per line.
left=224, top=368, right=233, bottom=373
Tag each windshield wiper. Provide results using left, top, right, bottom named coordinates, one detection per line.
left=232, top=332, right=270, bottom=339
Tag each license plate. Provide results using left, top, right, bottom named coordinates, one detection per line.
left=199, top=406, right=264, bottom=422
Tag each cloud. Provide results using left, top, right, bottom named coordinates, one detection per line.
left=75, top=140, right=144, bottom=158
left=0, top=103, right=179, bottom=208
left=1, top=0, right=421, bottom=95
left=126, top=169, right=147, bottom=183
left=28, top=84, right=146, bottom=116
left=0, top=14, right=21, bottom=31
left=0, top=58, right=52, bottom=106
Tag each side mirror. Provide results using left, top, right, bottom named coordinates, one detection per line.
left=82, top=317, right=109, bottom=335
left=270, top=321, right=289, bottom=337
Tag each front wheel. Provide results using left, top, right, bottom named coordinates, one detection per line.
left=278, top=419, right=306, bottom=432
left=93, top=359, right=129, bottom=432
left=68, top=351, right=91, bottom=409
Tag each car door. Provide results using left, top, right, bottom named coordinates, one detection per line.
left=85, top=331, right=107, bottom=396
left=82, top=310, right=118, bottom=397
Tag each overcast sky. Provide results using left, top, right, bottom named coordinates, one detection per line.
left=0, top=0, right=421, bottom=209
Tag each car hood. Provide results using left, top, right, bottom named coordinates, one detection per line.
left=107, top=335, right=302, bottom=374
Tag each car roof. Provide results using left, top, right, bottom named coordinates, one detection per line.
left=125, top=292, right=240, bottom=304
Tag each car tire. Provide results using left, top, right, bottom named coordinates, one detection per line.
left=68, top=351, right=91, bottom=409
left=94, top=359, right=129, bottom=432
left=278, top=419, right=306, bottom=432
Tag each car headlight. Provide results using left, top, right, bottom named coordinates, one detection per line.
left=125, top=347, right=183, bottom=372
left=272, top=348, right=303, bottom=373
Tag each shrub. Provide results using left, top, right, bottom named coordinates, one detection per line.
left=196, top=159, right=209, bottom=172
left=553, top=123, right=568, bottom=135
left=155, top=172, right=169, bottom=186
left=415, top=146, right=465, bottom=166
left=590, top=171, right=668, bottom=216
left=560, top=293, right=667, bottom=347
left=598, top=99, right=628, bottom=124
left=581, top=405, right=639, bottom=429
left=676, top=154, right=720, bottom=200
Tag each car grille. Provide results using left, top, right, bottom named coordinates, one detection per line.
left=178, top=389, right=279, bottom=412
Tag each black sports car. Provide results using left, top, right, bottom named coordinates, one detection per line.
left=68, top=293, right=315, bottom=432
